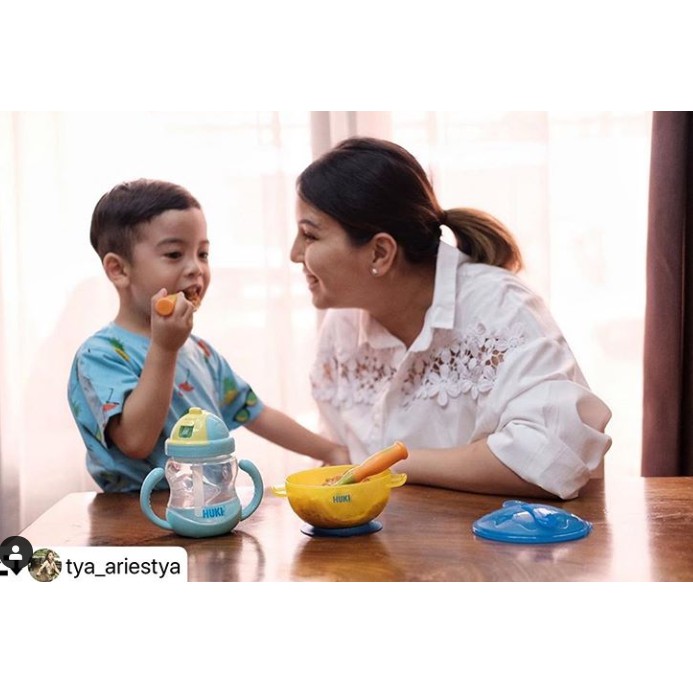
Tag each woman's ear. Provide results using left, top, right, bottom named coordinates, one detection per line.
left=102, top=252, right=130, bottom=288
left=370, top=233, right=398, bottom=275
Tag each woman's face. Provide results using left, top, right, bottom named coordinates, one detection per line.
left=291, top=198, right=373, bottom=309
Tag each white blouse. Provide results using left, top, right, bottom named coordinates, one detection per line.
left=310, top=240, right=612, bottom=499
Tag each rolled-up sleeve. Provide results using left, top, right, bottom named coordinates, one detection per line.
left=485, top=337, right=612, bottom=499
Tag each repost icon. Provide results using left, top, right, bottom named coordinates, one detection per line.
left=0, top=536, right=33, bottom=575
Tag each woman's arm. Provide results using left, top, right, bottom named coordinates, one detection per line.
left=397, top=438, right=557, bottom=499
left=245, top=406, right=350, bottom=466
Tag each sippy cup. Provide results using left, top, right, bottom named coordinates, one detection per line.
left=140, top=407, right=263, bottom=538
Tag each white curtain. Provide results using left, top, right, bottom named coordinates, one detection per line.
left=0, top=111, right=652, bottom=536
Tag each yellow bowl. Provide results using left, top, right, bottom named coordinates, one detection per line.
left=271, top=465, right=407, bottom=529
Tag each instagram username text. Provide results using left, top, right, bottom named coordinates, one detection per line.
left=65, top=558, right=181, bottom=579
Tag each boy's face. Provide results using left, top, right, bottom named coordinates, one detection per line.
left=126, top=207, right=210, bottom=317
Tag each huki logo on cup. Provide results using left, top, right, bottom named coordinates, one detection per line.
left=0, top=536, right=34, bottom=576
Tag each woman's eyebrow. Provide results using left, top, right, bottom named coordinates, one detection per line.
left=298, top=219, right=320, bottom=229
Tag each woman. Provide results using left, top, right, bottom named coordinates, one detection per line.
left=36, top=550, right=60, bottom=580
left=290, top=137, right=611, bottom=499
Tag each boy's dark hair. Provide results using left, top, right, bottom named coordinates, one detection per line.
left=90, top=179, right=201, bottom=261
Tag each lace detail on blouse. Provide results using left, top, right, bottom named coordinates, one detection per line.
left=311, top=322, right=526, bottom=408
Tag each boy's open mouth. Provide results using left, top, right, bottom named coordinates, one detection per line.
left=182, top=286, right=202, bottom=309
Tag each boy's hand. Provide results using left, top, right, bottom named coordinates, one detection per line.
left=149, top=289, right=194, bottom=352
left=323, top=444, right=351, bottom=467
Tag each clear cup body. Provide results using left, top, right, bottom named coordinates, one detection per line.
left=165, top=453, right=238, bottom=511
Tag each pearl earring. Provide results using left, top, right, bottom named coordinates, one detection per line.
left=371, top=267, right=379, bottom=276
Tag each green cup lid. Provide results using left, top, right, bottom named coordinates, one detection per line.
left=165, top=407, right=235, bottom=459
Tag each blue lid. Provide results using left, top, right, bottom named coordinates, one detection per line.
left=472, top=500, right=592, bottom=544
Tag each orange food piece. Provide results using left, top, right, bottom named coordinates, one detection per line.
left=155, top=294, right=177, bottom=316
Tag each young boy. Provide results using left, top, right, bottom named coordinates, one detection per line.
left=68, top=178, right=349, bottom=492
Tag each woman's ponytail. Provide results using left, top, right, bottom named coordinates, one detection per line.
left=443, top=207, right=523, bottom=272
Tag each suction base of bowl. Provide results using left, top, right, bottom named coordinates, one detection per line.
left=301, top=520, right=383, bottom=538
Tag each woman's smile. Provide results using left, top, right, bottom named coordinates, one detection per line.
left=304, top=269, right=319, bottom=290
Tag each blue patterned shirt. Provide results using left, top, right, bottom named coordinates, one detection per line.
left=68, top=323, right=264, bottom=492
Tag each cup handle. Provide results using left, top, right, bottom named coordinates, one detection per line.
left=238, top=459, right=264, bottom=520
left=139, top=468, right=173, bottom=530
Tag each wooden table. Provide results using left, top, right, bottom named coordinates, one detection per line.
left=20, top=477, right=693, bottom=581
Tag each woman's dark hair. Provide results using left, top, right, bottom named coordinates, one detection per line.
left=297, top=137, right=522, bottom=272
left=90, top=178, right=201, bottom=261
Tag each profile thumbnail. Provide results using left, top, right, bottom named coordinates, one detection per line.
left=29, top=548, right=62, bottom=582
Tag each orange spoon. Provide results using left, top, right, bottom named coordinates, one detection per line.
left=332, top=441, right=408, bottom=486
